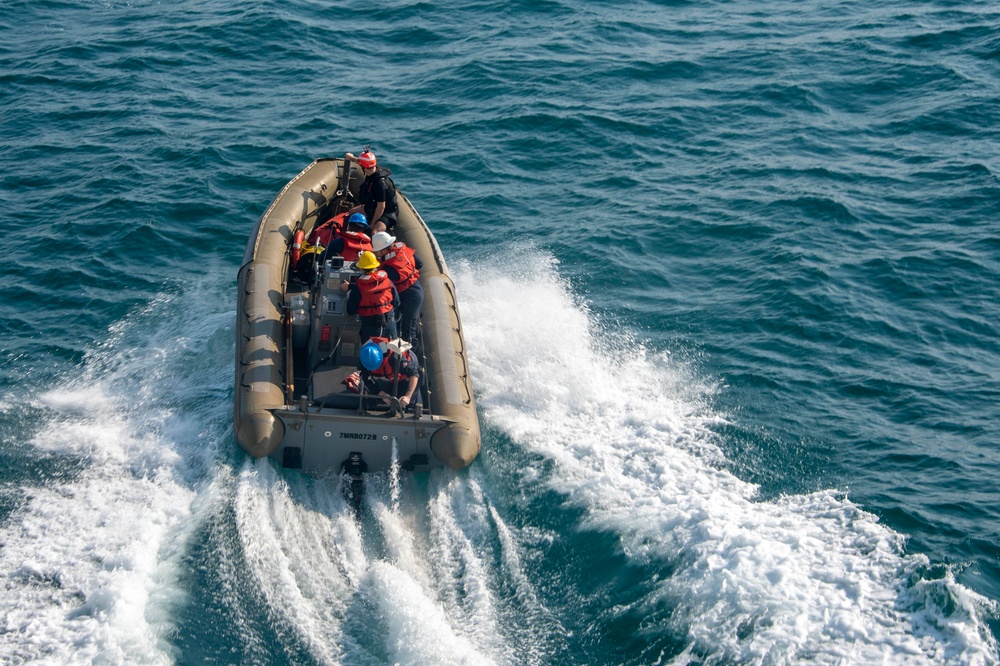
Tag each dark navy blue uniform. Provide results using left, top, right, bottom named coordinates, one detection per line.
left=361, top=167, right=399, bottom=231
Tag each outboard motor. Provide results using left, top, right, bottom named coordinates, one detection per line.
left=340, top=452, right=367, bottom=514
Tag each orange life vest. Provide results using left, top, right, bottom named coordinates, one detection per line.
left=380, top=242, right=419, bottom=292
left=364, top=337, right=415, bottom=380
left=309, top=212, right=348, bottom=247
left=355, top=270, right=394, bottom=316
left=340, top=230, right=372, bottom=261
left=375, top=353, right=416, bottom=380
left=308, top=225, right=334, bottom=248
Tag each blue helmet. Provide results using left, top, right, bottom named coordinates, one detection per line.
left=359, top=341, right=384, bottom=371
left=348, top=213, right=369, bottom=228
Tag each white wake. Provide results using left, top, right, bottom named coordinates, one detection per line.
left=453, top=248, right=999, bottom=665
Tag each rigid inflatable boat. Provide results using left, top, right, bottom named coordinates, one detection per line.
left=234, top=158, right=479, bottom=490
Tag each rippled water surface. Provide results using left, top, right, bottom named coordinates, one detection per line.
left=1, top=0, right=999, bottom=663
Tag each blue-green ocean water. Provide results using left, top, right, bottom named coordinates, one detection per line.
left=2, top=0, right=999, bottom=663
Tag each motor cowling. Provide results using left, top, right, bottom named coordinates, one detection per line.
left=341, top=452, right=367, bottom=513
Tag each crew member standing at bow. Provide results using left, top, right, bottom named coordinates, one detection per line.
left=344, top=150, right=399, bottom=235
left=371, top=231, right=424, bottom=353
left=343, top=250, right=399, bottom=342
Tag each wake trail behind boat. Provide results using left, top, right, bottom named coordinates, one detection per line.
left=230, top=461, right=559, bottom=665
left=0, top=282, right=235, bottom=665
left=0, top=263, right=568, bottom=665
left=453, top=249, right=999, bottom=665
left=3, top=254, right=993, bottom=665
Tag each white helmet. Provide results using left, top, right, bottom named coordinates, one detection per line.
left=371, top=231, right=396, bottom=252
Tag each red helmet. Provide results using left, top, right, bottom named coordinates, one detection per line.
left=357, top=151, right=377, bottom=169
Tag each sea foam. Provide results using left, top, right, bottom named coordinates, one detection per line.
left=454, top=248, right=999, bottom=665
left=0, top=284, right=234, bottom=664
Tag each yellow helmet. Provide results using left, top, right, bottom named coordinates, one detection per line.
left=356, top=250, right=380, bottom=271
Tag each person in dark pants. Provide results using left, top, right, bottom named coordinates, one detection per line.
left=370, top=231, right=423, bottom=355
left=344, top=150, right=399, bottom=235
left=343, top=251, right=399, bottom=342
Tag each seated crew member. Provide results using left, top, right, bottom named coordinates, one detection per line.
left=307, top=210, right=346, bottom=249
left=371, top=231, right=424, bottom=352
left=343, top=250, right=399, bottom=342
left=321, top=213, right=372, bottom=262
left=359, top=337, right=421, bottom=411
left=344, top=150, right=399, bottom=235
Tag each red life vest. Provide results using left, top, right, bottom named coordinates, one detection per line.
left=355, top=270, right=394, bottom=316
left=380, top=242, right=419, bottom=292
left=329, top=212, right=348, bottom=234
left=375, top=353, right=416, bottom=380
left=308, top=225, right=335, bottom=248
left=365, top=337, right=415, bottom=380
left=340, top=230, right=372, bottom=261
left=366, top=335, right=390, bottom=349
left=309, top=212, right=348, bottom=247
